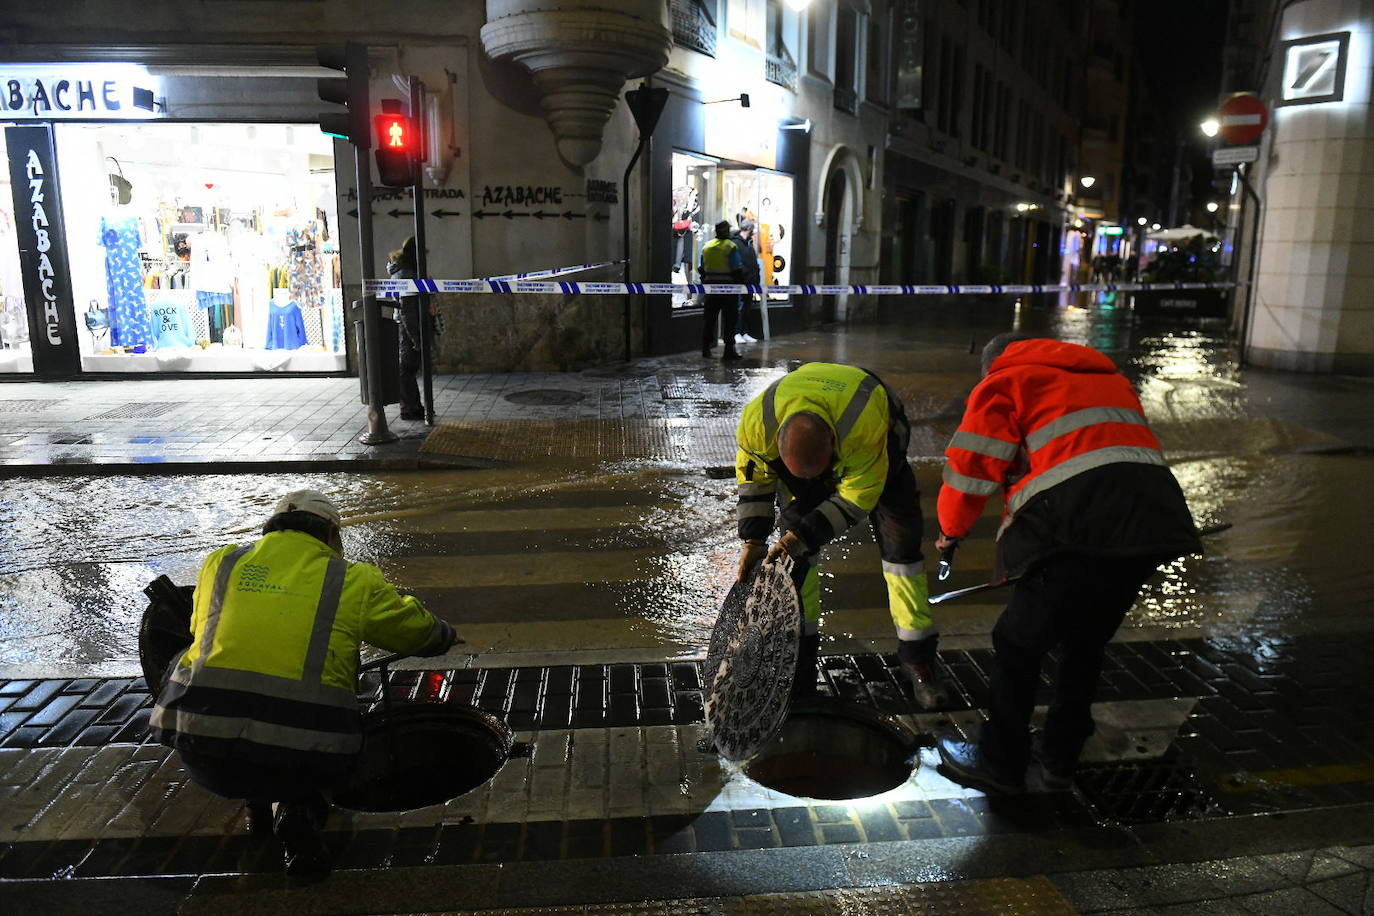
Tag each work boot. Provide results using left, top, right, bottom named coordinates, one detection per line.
left=274, top=802, right=331, bottom=881
left=244, top=801, right=273, bottom=841
left=936, top=736, right=1024, bottom=795
left=897, top=637, right=951, bottom=710
left=791, top=632, right=821, bottom=699
left=1030, top=729, right=1076, bottom=791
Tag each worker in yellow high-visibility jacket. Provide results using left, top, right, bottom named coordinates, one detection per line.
left=151, top=489, right=457, bottom=880
left=734, top=362, right=947, bottom=708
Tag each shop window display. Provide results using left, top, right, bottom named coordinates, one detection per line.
left=668, top=150, right=792, bottom=311
left=56, top=123, right=344, bottom=373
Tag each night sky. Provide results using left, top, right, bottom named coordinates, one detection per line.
left=1133, top=0, right=1232, bottom=209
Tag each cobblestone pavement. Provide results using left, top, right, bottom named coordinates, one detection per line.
left=1, top=318, right=1373, bottom=913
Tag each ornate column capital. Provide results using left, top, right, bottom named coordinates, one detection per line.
left=482, top=1, right=671, bottom=168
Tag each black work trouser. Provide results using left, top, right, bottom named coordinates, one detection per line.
left=399, top=341, right=422, bottom=415
left=701, top=295, right=738, bottom=354
left=178, top=748, right=341, bottom=822
left=979, top=553, right=1161, bottom=776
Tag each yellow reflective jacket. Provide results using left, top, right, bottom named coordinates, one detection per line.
left=151, top=529, right=452, bottom=773
left=734, top=362, right=894, bottom=549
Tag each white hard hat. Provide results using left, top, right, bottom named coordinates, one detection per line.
left=271, top=489, right=341, bottom=528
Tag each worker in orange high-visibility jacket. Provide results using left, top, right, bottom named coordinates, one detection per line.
left=151, top=489, right=457, bottom=880
left=933, top=333, right=1200, bottom=796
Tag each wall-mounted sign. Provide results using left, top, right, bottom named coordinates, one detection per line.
left=0, top=65, right=165, bottom=120
left=1212, top=146, right=1260, bottom=166
left=1278, top=31, right=1350, bottom=106
left=5, top=125, right=80, bottom=375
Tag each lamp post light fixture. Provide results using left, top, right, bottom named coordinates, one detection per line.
left=1206, top=201, right=1220, bottom=213
left=1137, top=217, right=1148, bottom=226
left=1200, top=118, right=1220, bottom=138
left=1151, top=222, right=1162, bottom=231
left=1080, top=175, right=1097, bottom=189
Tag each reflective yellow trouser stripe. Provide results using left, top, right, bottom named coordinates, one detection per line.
left=800, top=565, right=821, bottom=623
left=884, top=569, right=933, bottom=633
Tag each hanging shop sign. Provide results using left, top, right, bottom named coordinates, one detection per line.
left=1278, top=32, right=1350, bottom=106
left=0, top=65, right=166, bottom=119
left=5, top=125, right=80, bottom=375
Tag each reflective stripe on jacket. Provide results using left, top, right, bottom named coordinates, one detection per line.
left=735, top=362, right=893, bottom=550
left=151, top=529, right=452, bottom=772
left=937, top=339, right=1172, bottom=544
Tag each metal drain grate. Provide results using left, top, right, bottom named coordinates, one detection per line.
left=0, top=399, right=64, bottom=413
left=87, top=402, right=180, bottom=420
left=1074, top=759, right=1229, bottom=825
left=503, top=389, right=586, bottom=406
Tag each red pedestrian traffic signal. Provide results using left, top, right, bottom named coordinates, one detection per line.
left=373, top=105, right=419, bottom=188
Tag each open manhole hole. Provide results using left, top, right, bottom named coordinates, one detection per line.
left=336, top=704, right=515, bottom=812
left=503, top=389, right=585, bottom=406
left=743, top=701, right=919, bottom=800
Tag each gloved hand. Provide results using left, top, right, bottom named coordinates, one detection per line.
left=766, top=530, right=806, bottom=564
left=738, top=539, right=766, bottom=582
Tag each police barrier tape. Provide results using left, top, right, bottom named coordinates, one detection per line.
left=364, top=278, right=1241, bottom=297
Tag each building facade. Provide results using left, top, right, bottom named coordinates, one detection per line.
left=1223, top=0, right=1374, bottom=374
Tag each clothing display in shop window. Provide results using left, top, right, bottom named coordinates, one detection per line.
left=265, top=299, right=307, bottom=350
left=222, top=324, right=242, bottom=348
left=284, top=221, right=324, bottom=311
left=99, top=215, right=152, bottom=348
left=196, top=291, right=235, bottom=343
left=190, top=232, right=235, bottom=294
left=149, top=301, right=195, bottom=350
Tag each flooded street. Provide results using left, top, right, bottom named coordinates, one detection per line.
left=2, top=295, right=1372, bottom=674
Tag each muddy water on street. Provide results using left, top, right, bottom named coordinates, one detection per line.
left=2, top=297, right=1372, bottom=672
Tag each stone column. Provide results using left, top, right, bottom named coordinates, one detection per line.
left=481, top=0, right=672, bottom=168
left=1249, top=1, right=1374, bottom=374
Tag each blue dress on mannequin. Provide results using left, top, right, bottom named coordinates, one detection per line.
left=99, top=216, right=151, bottom=348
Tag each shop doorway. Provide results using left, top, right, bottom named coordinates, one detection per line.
left=0, top=129, right=33, bottom=374
left=51, top=122, right=345, bottom=374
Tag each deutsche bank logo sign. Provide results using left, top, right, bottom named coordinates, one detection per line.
left=1279, top=32, right=1350, bottom=106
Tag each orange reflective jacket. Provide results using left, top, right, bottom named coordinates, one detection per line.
left=938, top=339, right=1169, bottom=541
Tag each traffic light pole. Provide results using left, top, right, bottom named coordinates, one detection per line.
left=410, top=76, right=435, bottom=426
left=355, top=140, right=397, bottom=445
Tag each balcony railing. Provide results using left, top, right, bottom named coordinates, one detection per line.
left=834, top=85, right=858, bottom=114
left=766, top=47, right=798, bottom=91
left=672, top=0, right=717, bottom=58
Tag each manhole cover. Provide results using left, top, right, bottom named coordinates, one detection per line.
left=1074, top=759, right=1229, bottom=824
left=0, top=399, right=63, bottom=413
left=503, top=389, right=586, bottom=406
left=87, top=402, right=180, bottom=420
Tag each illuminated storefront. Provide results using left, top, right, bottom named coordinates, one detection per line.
left=0, top=64, right=346, bottom=378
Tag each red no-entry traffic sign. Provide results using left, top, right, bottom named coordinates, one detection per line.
left=1218, top=93, right=1269, bottom=145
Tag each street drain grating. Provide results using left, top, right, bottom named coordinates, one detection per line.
left=0, top=399, right=64, bottom=413
left=1074, top=759, right=1229, bottom=824
left=503, top=389, right=586, bottom=406
left=87, top=402, right=180, bottom=420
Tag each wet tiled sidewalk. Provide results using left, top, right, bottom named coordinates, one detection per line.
left=3, top=631, right=1373, bottom=888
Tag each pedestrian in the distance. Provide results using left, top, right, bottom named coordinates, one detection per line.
left=734, top=362, right=948, bottom=707
left=729, top=226, right=761, bottom=345
left=698, top=220, right=743, bottom=361
left=386, top=236, right=424, bottom=420
left=934, top=333, right=1200, bottom=794
left=150, top=490, right=459, bottom=879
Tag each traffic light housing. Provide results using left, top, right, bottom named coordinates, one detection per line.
left=316, top=42, right=370, bottom=148
left=373, top=100, right=420, bottom=188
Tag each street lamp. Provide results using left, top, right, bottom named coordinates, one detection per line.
left=1137, top=217, right=1148, bottom=226
left=1206, top=201, right=1220, bottom=213
left=1200, top=118, right=1220, bottom=137
left=1080, top=175, right=1097, bottom=189
left=1151, top=222, right=1162, bottom=231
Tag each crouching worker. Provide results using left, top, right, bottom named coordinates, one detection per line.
left=150, top=489, right=458, bottom=880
